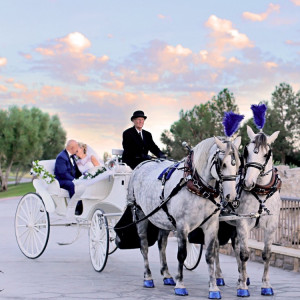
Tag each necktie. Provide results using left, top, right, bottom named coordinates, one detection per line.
left=70, top=155, right=75, bottom=166
left=138, top=131, right=143, bottom=140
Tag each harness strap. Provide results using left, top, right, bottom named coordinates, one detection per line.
left=114, top=177, right=187, bottom=231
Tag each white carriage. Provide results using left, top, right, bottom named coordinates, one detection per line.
left=14, top=149, right=202, bottom=272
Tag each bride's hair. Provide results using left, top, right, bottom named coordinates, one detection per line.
left=78, top=142, right=87, bottom=154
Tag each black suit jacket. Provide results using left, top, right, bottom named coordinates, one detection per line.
left=122, top=126, right=165, bottom=169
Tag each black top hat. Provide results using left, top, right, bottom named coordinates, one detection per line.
left=131, top=110, right=147, bottom=121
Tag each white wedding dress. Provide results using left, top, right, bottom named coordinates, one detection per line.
left=76, top=145, right=102, bottom=173
left=76, top=155, right=95, bottom=173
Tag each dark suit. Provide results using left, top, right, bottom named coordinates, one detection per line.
left=54, top=149, right=82, bottom=198
left=122, top=126, right=165, bottom=169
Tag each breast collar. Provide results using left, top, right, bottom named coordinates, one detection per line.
left=184, top=152, right=219, bottom=201
left=251, top=168, right=282, bottom=197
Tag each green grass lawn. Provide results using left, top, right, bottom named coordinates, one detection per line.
left=0, top=182, right=35, bottom=199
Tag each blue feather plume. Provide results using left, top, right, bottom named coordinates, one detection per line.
left=223, top=111, right=244, bottom=137
left=251, top=103, right=267, bottom=130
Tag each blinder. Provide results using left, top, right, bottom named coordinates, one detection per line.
left=243, top=143, right=272, bottom=176
left=211, top=149, right=238, bottom=183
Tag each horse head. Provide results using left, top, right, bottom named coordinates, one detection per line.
left=211, top=136, right=241, bottom=202
left=243, top=125, right=279, bottom=191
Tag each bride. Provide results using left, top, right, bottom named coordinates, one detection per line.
left=76, top=142, right=103, bottom=173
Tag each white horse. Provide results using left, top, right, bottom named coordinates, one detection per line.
left=231, top=126, right=281, bottom=297
left=127, top=136, right=241, bottom=298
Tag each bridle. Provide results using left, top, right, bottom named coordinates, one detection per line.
left=243, top=143, right=273, bottom=177
left=210, top=148, right=239, bottom=184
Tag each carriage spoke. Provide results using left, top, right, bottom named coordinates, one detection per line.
left=15, top=193, right=50, bottom=259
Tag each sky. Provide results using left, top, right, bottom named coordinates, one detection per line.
left=1, top=0, right=300, bottom=158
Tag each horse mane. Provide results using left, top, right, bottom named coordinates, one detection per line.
left=192, top=137, right=216, bottom=173
left=193, top=136, right=240, bottom=174
left=254, top=132, right=268, bottom=152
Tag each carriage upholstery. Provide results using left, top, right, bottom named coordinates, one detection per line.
left=37, top=160, right=70, bottom=197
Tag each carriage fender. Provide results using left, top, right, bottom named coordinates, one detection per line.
left=33, top=179, right=56, bottom=213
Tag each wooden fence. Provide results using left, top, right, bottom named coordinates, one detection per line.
left=249, top=196, right=300, bottom=249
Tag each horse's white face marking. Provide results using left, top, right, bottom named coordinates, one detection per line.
left=244, top=126, right=280, bottom=190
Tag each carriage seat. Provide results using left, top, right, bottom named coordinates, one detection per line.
left=37, top=160, right=69, bottom=198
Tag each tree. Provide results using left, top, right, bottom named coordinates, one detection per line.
left=0, top=106, right=66, bottom=191
left=41, top=115, right=66, bottom=160
left=208, top=88, right=240, bottom=136
left=265, top=83, right=300, bottom=164
left=161, top=88, right=239, bottom=160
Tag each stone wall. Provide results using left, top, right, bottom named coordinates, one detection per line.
left=276, top=165, right=300, bottom=198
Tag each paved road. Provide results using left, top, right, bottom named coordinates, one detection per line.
left=1, top=196, right=299, bottom=299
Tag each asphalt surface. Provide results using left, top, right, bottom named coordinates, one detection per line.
left=0, top=196, right=299, bottom=299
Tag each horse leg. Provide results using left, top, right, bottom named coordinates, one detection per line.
left=174, top=229, right=189, bottom=295
left=261, top=229, right=276, bottom=295
left=233, top=235, right=250, bottom=287
left=157, top=229, right=176, bottom=286
left=205, top=227, right=221, bottom=299
left=136, top=217, right=154, bottom=288
left=215, top=239, right=225, bottom=286
left=236, top=221, right=250, bottom=297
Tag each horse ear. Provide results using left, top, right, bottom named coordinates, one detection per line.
left=247, top=125, right=256, bottom=140
left=214, top=136, right=226, bottom=151
left=233, top=136, right=241, bottom=149
left=267, top=131, right=280, bottom=144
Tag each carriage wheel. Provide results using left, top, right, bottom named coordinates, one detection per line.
left=89, top=209, right=109, bottom=272
left=15, top=193, right=50, bottom=259
left=184, top=242, right=203, bottom=270
left=107, top=216, right=118, bottom=255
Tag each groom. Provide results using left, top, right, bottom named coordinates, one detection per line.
left=54, top=139, right=82, bottom=198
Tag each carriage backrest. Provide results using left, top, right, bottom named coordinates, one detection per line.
left=38, top=160, right=56, bottom=175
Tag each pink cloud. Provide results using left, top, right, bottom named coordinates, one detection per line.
left=206, top=15, right=254, bottom=50
left=13, top=83, right=27, bottom=90
left=291, top=0, right=300, bottom=5
left=243, top=3, right=280, bottom=22
left=32, top=32, right=109, bottom=83
left=20, top=53, right=33, bottom=60
left=0, top=85, right=7, bottom=92
left=286, top=40, right=300, bottom=46
left=0, top=57, right=7, bottom=66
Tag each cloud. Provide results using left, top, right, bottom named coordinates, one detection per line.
left=286, top=40, right=300, bottom=46
left=205, top=15, right=254, bottom=50
left=158, top=14, right=167, bottom=19
left=243, top=3, right=280, bottom=22
left=291, top=0, right=300, bottom=5
left=196, top=15, right=254, bottom=69
left=20, top=53, right=32, bottom=60
left=31, top=32, right=109, bottom=83
left=0, top=85, right=7, bottom=92
left=0, top=57, right=7, bottom=67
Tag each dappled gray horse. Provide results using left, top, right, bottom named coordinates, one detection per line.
left=233, top=126, right=281, bottom=297
left=127, top=136, right=241, bottom=298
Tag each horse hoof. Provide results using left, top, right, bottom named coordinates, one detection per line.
left=261, top=287, right=274, bottom=296
left=216, top=278, right=225, bottom=286
left=246, top=278, right=250, bottom=286
left=163, top=277, right=176, bottom=286
left=144, top=279, right=154, bottom=288
left=237, top=289, right=250, bottom=297
left=174, top=288, right=188, bottom=296
left=208, top=291, right=221, bottom=299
